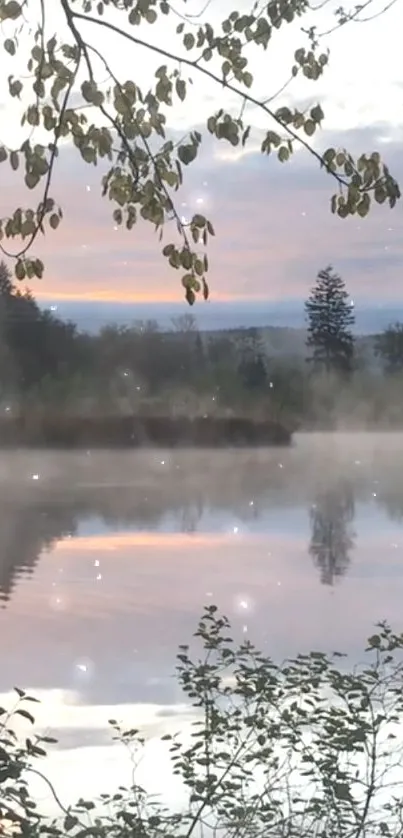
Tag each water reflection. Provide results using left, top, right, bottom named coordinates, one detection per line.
left=1, top=435, right=403, bottom=809
left=309, top=479, right=355, bottom=586
left=1, top=435, right=403, bottom=604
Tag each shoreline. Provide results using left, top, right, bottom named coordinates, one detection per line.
left=0, top=415, right=292, bottom=448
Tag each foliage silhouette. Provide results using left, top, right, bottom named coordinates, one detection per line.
left=305, top=266, right=355, bottom=375
left=2, top=608, right=403, bottom=838
left=375, top=322, right=403, bottom=374
left=0, top=0, right=400, bottom=302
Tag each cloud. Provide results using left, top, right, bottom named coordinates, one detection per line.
left=0, top=122, right=402, bottom=304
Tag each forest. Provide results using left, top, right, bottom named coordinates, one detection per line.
left=1, top=261, right=403, bottom=438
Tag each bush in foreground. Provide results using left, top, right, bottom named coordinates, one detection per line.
left=1, top=607, right=403, bottom=837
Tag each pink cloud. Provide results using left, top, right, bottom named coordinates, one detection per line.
left=0, top=128, right=401, bottom=303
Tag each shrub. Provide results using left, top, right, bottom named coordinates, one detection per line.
left=1, top=607, right=403, bottom=838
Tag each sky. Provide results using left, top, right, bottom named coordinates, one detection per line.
left=0, top=0, right=402, bottom=318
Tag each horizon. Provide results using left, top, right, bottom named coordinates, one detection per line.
left=40, top=297, right=403, bottom=335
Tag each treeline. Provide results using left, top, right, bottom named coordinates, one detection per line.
left=1, top=259, right=403, bottom=428
left=0, top=260, right=294, bottom=423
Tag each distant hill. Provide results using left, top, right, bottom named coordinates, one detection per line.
left=39, top=298, right=403, bottom=336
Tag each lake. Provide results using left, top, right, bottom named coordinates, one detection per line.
left=1, top=432, right=403, bottom=812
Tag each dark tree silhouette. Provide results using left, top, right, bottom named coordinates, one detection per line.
left=305, top=266, right=355, bottom=374
left=0, top=260, right=82, bottom=392
left=0, top=502, right=77, bottom=605
left=237, top=328, right=268, bottom=391
left=375, top=322, right=403, bottom=374
left=309, top=480, right=355, bottom=586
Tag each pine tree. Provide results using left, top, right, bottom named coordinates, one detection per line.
left=305, top=266, right=355, bottom=374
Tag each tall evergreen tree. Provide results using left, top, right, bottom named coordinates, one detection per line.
left=305, top=266, right=355, bottom=374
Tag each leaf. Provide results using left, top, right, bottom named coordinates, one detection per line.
left=357, top=198, right=369, bottom=218
left=25, top=172, right=39, bottom=189
left=49, top=213, right=60, bottom=229
left=2, top=1, right=21, bottom=20
left=4, top=38, right=16, bottom=55
left=14, top=686, right=25, bottom=697
left=183, top=32, right=195, bottom=49
left=310, top=104, right=324, bottom=123
left=175, top=78, right=186, bottom=101
left=278, top=146, right=289, bottom=162
left=304, top=120, right=315, bottom=136
left=33, top=259, right=44, bottom=277
left=15, top=260, right=25, bottom=280
left=185, top=287, right=195, bottom=305
left=15, top=708, right=35, bottom=724
left=81, top=146, right=96, bottom=164
left=178, top=144, right=197, bottom=165
left=64, top=814, right=79, bottom=832
left=128, top=8, right=141, bottom=24
left=10, top=151, right=19, bottom=170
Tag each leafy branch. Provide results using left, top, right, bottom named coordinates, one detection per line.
left=0, top=0, right=400, bottom=302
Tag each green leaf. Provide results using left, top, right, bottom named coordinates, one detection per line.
left=175, top=78, right=186, bottom=101
left=2, top=1, right=21, bottom=20
left=128, top=8, right=141, bottom=24
left=185, top=287, right=196, bottom=305
left=15, top=261, right=25, bottom=280
left=15, top=708, right=35, bottom=724
left=304, top=120, right=315, bottom=136
left=25, top=171, right=39, bottom=189
left=10, top=151, right=19, bottom=170
left=183, top=32, right=195, bottom=50
left=357, top=198, right=369, bottom=218
left=14, top=686, right=25, bottom=697
left=33, top=259, right=44, bottom=278
left=49, top=213, right=60, bottom=230
left=81, top=146, right=96, bottom=164
left=180, top=249, right=192, bottom=269
left=4, top=38, right=16, bottom=55
left=178, top=144, right=197, bottom=165
left=64, top=814, right=79, bottom=832
left=310, top=104, right=324, bottom=123
left=375, top=186, right=386, bottom=203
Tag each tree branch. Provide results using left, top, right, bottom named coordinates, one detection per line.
left=69, top=7, right=350, bottom=190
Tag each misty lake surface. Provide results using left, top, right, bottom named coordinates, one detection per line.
left=1, top=432, right=403, bottom=810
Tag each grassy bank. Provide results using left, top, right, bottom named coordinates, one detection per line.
left=0, top=414, right=292, bottom=448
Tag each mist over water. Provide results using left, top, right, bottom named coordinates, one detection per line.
left=1, top=432, right=403, bottom=809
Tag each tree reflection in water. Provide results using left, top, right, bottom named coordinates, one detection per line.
left=309, top=480, right=356, bottom=586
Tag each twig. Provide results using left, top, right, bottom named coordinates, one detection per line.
left=70, top=8, right=350, bottom=190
